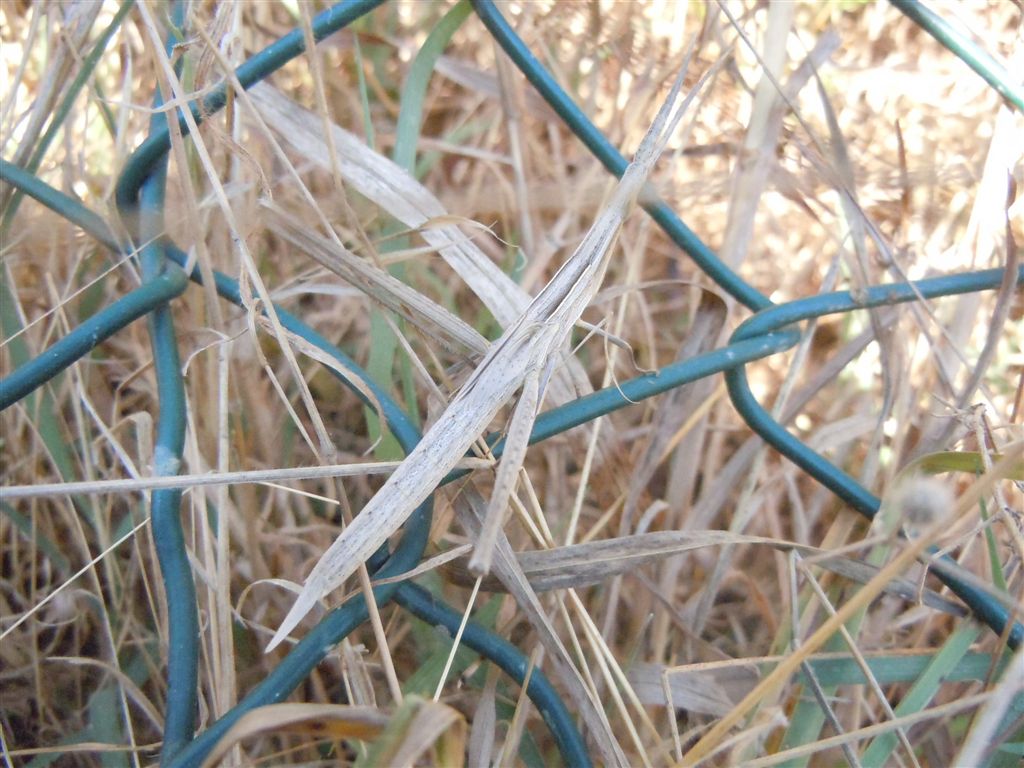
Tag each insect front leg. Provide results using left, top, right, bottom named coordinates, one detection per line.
left=469, top=365, right=542, bottom=576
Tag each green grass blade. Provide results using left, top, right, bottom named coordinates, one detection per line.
left=0, top=274, right=96, bottom=527
left=860, top=620, right=982, bottom=765
left=392, top=1, right=472, bottom=175
left=366, top=0, right=471, bottom=458
left=0, top=500, right=70, bottom=575
left=402, top=595, right=500, bottom=697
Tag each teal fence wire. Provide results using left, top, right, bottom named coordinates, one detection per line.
left=1, top=1, right=1021, bottom=765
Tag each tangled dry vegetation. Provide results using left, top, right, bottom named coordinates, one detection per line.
left=1, top=1, right=1022, bottom=766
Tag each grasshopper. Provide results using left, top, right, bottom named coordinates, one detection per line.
left=268, top=65, right=702, bottom=652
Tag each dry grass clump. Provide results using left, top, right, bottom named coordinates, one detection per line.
left=1, top=1, right=1022, bottom=766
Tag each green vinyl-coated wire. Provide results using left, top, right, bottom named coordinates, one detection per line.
left=114, top=0, right=388, bottom=221
left=464, top=0, right=1024, bottom=648
left=0, top=266, right=187, bottom=410
left=470, top=0, right=772, bottom=312
left=4, top=0, right=1024, bottom=763
left=159, top=243, right=592, bottom=768
left=725, top=269, right=1024, bottom=649
left=5, top=154, right=1021, bottom=766
left=0, top=162, right=591, bottom=767
left=137, top=4, right=200, bottom=761
left=890, top=0, right=1024, bottom=113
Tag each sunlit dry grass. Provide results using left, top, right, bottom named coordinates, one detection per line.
left=1, top=1, right=1022, bottom=766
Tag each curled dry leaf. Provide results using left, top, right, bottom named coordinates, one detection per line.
left=200, top=703, right=391, bottom=768
left=199, top=698, right=463, bottom=768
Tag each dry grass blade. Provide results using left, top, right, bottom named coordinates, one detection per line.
left=619, top=290, right=726, bottom=533
left=0, top=3, right=101, bottom=202
left=717, top=0, right=797, bottom=269
left=740, top=693, right=991, bottom=768
left=954, top=641, right=1024, bottom=765
left=628, top=660, right=758, bottom=717
left=0, top=458, right=493, bottom=499
left=467, top=670, right=498, bottom=767
left=5, top=3, right=1020, bottom=764
left=440, top=530, right=965, bottom=614
left=631, top=645, right=1014, bottom=716
left=264, top=203, right=487, bottom=357
left=267, top=58, right=697, bottom=653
